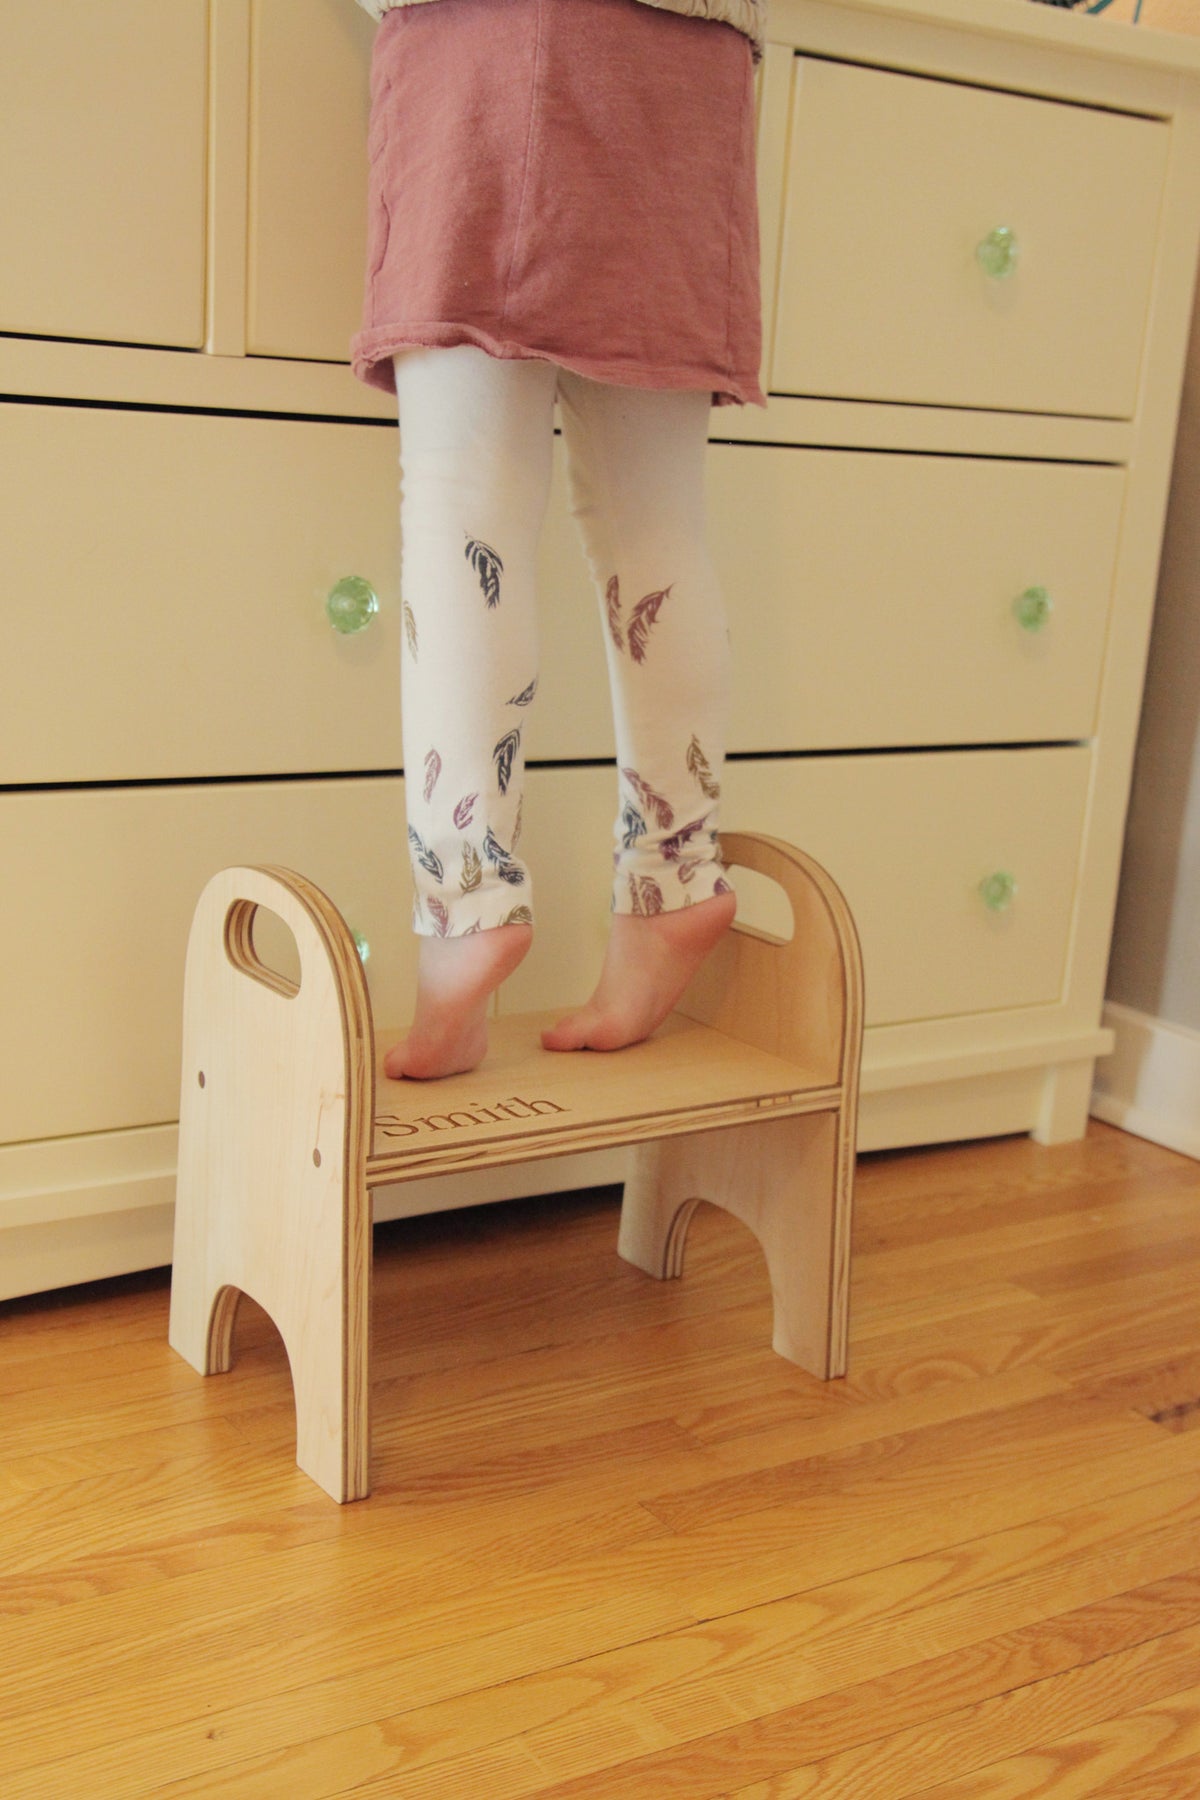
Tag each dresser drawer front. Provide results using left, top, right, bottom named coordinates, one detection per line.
left=4, top=404, right=1120, bottom=783
left=711, top=449, right=1122, bottom=750
left=502, top=750, right=1093, bottom=1027
left=247, top=0, right=376, bottom=362
left=1, top=745, right=1090, bottom=1140
left=1, top=406, right=404, bottom=783
left=725, top=749, right=1091, bottom=1024
left=0, top=782, right=414, bottom=1144
left=773, top=58, right=1168, bottom=417
left=0, top=3, right=208, bottom=350
left=533, top=442, right=1122, bottom=756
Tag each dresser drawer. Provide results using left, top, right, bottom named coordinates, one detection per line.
left=0, top=2, right=208, bottom=349
left=1, top=405, right=404, bottom=783
left=0, top=780, right=415, bottom=1144
left=773, top=57, right=1168, bottom=417
left=712, top=449, right=1121, bottom=750
left=723, top=748, right=1092, bottom=1023
left=0, top=743, right=1092, bottom=1142
left=534, top=443, right=1123, bottom=755
left=247, top=0, right=376, bottom=362
left=503, top=748, right=1093, bottom=1027
left=3, top=404, right=1122, bottom=786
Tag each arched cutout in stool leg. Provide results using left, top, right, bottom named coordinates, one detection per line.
left=620, top=1109, right=851, bottom=1377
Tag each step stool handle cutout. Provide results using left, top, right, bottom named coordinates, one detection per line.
left=224, top=897, right=301, bottom=999
left=725, top=860, right=796, bottom=944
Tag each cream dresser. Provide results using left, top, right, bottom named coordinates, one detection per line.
left=3, top=0, right=1199, bottom=1298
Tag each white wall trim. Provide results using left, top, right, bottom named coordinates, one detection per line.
left=1091, top=1000, right=1200, bottom=1162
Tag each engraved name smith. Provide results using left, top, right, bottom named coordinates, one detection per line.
left=376, top=1095, right=568, bottom=1140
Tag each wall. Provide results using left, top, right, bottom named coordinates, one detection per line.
left=1097, top=0, right=1200, bottom=1156
left=1106, top=298, right=1200, bottom=1035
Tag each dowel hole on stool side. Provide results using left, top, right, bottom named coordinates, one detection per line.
left=224, top=899, right=301, bottom=999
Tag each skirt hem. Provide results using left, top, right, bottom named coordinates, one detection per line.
left=350, top=320, right=768, bottom=410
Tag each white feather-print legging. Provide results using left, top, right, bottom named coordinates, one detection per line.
left=393, top=343, right=733, bottom=936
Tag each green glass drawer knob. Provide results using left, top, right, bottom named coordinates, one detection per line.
left=979, top=871, right=1017, bottom=914
left=1014, top=586, right=1053, bottom=632
left=326, top=575, right=379, bottom=636
left=976, top=226, right=1019, bottom=279
left=352, top=929, right=371, bottom=966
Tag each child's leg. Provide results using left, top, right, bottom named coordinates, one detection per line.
left=543, top=376, right=736, bottom=1052
left=386, top=343, right=558, bottom=1079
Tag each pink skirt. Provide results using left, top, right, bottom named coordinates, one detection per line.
left=351, top=0, right=765, bottom=409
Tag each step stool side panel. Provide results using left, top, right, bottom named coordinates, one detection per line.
left=621, top=1109, right=850, bottom=1378
left=624, top=832, right=863, bottom=1381
left=168, top=865, right=375, bottom=1502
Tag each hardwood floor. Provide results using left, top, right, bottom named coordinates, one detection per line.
left=2, top=1119, right=1198, bottom=1797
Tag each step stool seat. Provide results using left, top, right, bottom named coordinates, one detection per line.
left=368, top=1011, right=836, bottom=1185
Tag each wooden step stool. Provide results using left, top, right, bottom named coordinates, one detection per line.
left=168, top=831, right=864, bottom=1502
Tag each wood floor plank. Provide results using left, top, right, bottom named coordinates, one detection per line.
left=736, top=1721, right=1200, bottom=1800
left=849, top=1278, right=1041, bottom=1342
left=847, top=1276, right=1200, bottom=1395
left=641, top=1434, right=1200, bottom=1624
left=1012, top=1229, right=1200, bottom=1298
left=482, top=1612, right=1200, bottom=1800
left=901, top=1682, right=1200, bottom=1798
left=856, top=1194, right=1200, bottom=1301
left=451, top=1569, right=1200, bottom=1794
left=641, top=1385, right=1163, bottom=1536
left=0, top=1593, right=684, bottom=1800
left=668, top=1501, right=1200, bottom=1720
left=1040, top=1742, right=1200, bottom=1800
left=0, top=1268, right=169, bottom=1365
left=694, top=1364, right=1069, bottom=1476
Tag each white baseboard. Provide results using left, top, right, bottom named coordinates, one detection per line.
left=1091, top=1001, right=1200, bottom=1163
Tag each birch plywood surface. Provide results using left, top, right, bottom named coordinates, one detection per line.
left=370, top=1013, right=833, bottom=1181
left=3, top=1122, right=1199, bottom=1797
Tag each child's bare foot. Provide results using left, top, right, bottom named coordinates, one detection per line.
left=541, top=889, right=736, bottom=1054
left=384, top=924, right=532, bottom=1080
